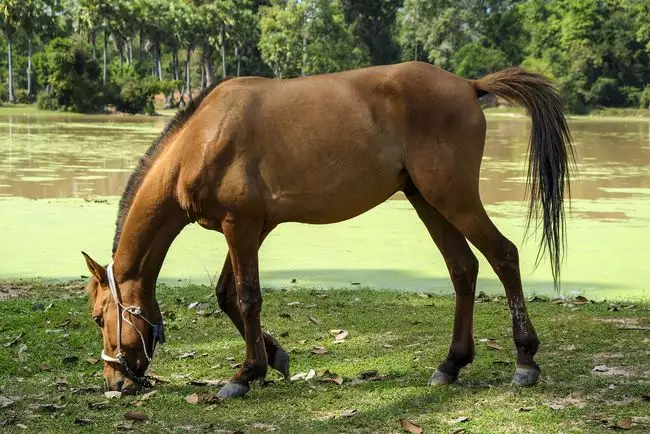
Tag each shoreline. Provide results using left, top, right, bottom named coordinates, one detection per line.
left=2, top=103, right=650, bottom=122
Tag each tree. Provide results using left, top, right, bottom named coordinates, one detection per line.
left=340, top=0, right=401, bottom=65
left=259, top=0, right=368, bottom=78
left=452, top=43, right=508, bottom=78
left=0, top=0, right=24, bottom=102
left=19, top=0, right=59, bottom=98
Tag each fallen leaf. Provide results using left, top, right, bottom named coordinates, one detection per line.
left=551, top=298, right=566, bottom=305
left=340, top=409, right=358, bottom=418
left=287, top=302, right=302, bottom=306
left=305, top=369, right=316, bottom=380
left=74, top=418, right=93, bottom=426
left=0, top=395, right=15, bottom=408
left=400, top=419, right=423, bottom=434
left=88, top=400, right=110, bottom=409
left=486, top=341, right=503, bottom=350
left=334, top=330, right=349, bottom=341
left=382, top=343, right=394, bottom=348
left=55, top=377, right=69, bottom=387
left=124, top=411, right=148, bottom=421
left=148, top=373, right=169, bottom=384
left=311, top=346, right=328, bottom=355
left=185, top=393, right=200, bottom=405
left=3, top=333, right=23, bottom=347
left=297, top=339, right=307, bottom=345
left=16, top=424, right=28, bottom=430
left=593, top=365, right=610, bottom=372
left=451, top=430, right=467, bottom=434
left=518, top=406, right=535, bottom=412
left=139, top=390, right=157, bottom=400
left=86, top=357, right=100, bottom=365
left=178, top=351, right=196, bottom=359
left=548, top=403, right=564, bottom=410
left=452, top=416, right=470, bottom=424
left=251, top=422, right=279, bottom=432
left=359, top=370, right=379, bottom=379
left=617, top=417, right=632, bottom=430
left=105, top=391, right=122, bottom=399
left=320, top=370, right=344, bottom=385
left=188, top=302, right=201, bottom=309
left=290, top=372, right=307, bottom=382
left=573, top=295, right=589, bottom=305
left=185, top=393, right=220, bottom=405
left=309, top=315, right=322, bottom=325
left=62, top=355, right=79, bottom=364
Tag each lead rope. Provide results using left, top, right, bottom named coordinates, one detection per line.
left=100, top=262, right=163, bottom=387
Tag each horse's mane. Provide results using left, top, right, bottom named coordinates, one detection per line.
left=112, top=79, right=227, bottom=255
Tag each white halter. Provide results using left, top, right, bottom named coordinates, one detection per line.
left=100, top=262, right=164, bottom=384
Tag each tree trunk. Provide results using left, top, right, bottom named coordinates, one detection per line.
left=203, top=43, right=214, bottom=86
left=219, top=27, right=227, bottom=77
left=91, top=30, right=97, bottom=59
left=301, top=33, right=307, bottom=77
left=235, top=46, right=241, bottom=77
left=200, top=49, right=205, bottom=90
left=7, top=33, right=15, bottom=102
left=156, top=43, right=162, bottom=81
left=103, top=28, right=108, bottom=84
left=185, top=47, right=193, bottom=101
left=27, top=35, right=33, bottom=97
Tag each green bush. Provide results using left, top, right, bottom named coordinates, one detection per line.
left=640, top=85, right=650, bottom=109
left=34, top=37, right=104, bottom=112
left=585, top=77, right=625, bottom=107
left=452, top=43, right=509, bottom=79
left=108, top=61, right=169, bottom=114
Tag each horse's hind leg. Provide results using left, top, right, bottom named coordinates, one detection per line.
left=430, top=193, right=541, bottom=385
left=407, top=191, right=478, bottom=385
left=215, top=231, right=290, bottom=379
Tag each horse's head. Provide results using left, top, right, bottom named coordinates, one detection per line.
left=82, top=252, right=165, bottom=391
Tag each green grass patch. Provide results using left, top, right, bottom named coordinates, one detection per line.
left=0, top=282, right=649, bottom=432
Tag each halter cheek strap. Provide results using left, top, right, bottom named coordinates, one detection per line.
left=100, top=262, right=165, bottom=386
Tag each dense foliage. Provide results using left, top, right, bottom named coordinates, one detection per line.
left=1, top=0, right=649, bottom=113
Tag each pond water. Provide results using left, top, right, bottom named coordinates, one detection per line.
left=1, top=110, right=649, bottom=299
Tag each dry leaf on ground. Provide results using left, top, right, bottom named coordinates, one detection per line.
left=124, top=411, right=148, bottom=421
left=311, top=346, right=328, bottom=355
left=400, top=419, right=423, bottom=434
left=309, top=315, right=322, bottom=324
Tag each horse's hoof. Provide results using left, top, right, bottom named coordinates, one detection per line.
left=271, top=349, right=290, bottom=379
left=512, top=366, right=540, bottom=386
left=428, top=369, right=457, bottom=386
left=216, top=381, right=250, bottom=399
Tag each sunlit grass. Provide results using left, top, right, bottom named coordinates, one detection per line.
left=1, top=282, right=649, bottom=432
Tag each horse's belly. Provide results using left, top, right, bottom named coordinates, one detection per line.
left=265, top=148, right=406, bottom=225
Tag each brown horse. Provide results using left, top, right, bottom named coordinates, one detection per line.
left=82, top=61, right=573, bottom=398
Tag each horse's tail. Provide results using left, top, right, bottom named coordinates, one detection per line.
left=469, top=68, right=575, bottom=288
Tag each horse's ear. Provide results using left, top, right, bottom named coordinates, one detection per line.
left=81, top=251, right=107, bottom=285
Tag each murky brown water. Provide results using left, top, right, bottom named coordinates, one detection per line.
left=1, top=113, right=649, bottom=210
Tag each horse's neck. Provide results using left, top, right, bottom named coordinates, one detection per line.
left=113, top=175, right=188, bottom=294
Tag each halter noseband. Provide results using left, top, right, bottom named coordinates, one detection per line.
left=100, top=262, right=165, bottom=387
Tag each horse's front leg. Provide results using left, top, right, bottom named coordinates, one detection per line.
left=215, top=253, right=290, bottom=378
left=217, top=217, right=268, bottom=399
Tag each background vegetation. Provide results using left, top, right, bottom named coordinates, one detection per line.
left=1, top=0, right=650, bottom=113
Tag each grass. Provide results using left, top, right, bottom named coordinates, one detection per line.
left=1, top=282, right=649, bottom=433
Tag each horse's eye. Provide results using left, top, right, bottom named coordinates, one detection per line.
left=93, top=316, right=104, bottom=327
